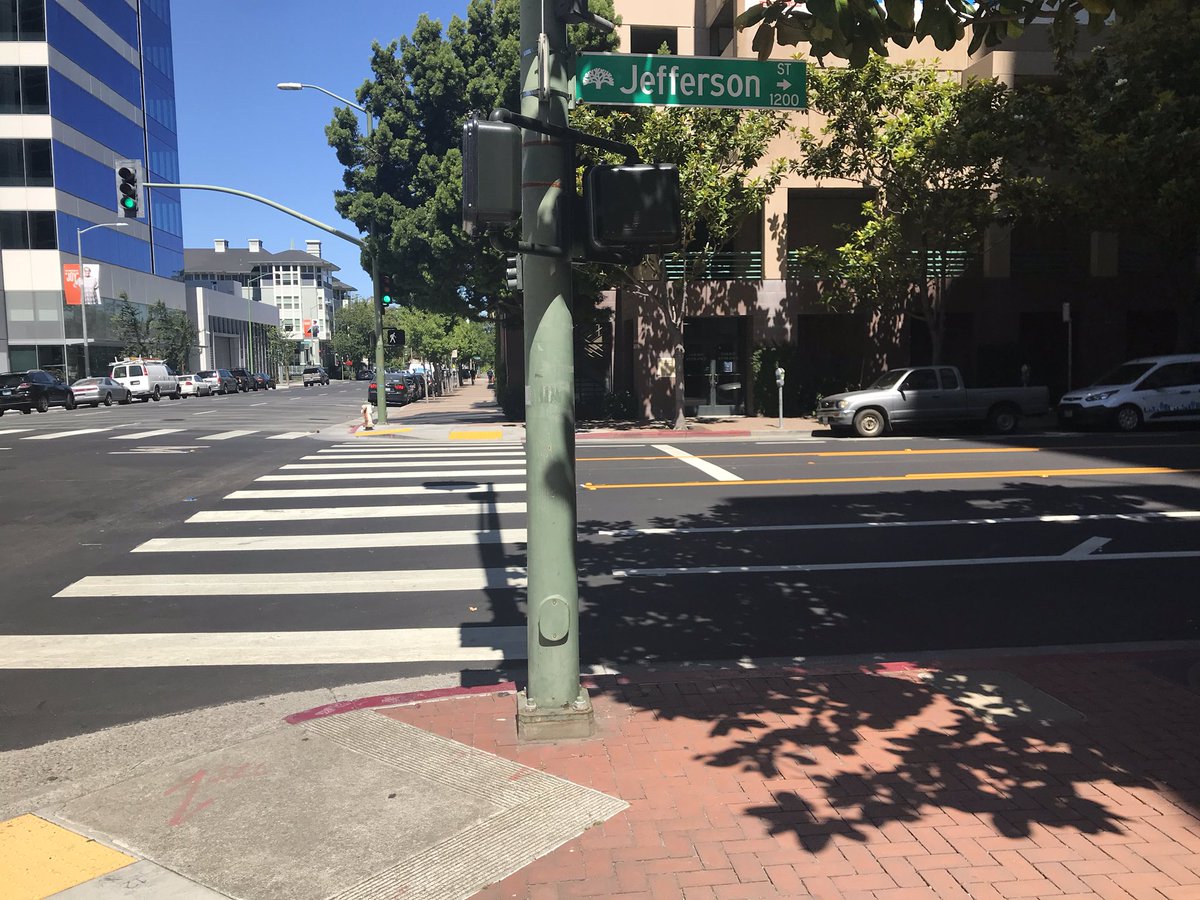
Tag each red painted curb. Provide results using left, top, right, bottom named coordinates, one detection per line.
left=285, top=681, right=517, bottom=725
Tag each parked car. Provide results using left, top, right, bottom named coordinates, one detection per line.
left=815, top=365, right=1050, bottom=437
left=108, top=358, right=180, bottom=401
left=1057, top=354, right=1200, bottom=432
left=196, top=369, right=239, bottom=394
left=303, top=366, right=330, bottom=386
left=178, top=374, right=213, bottom=397
left=69, top=376, right=132, bottom=408
left=367, top=372, right=414, bottom=407
left=0, top=369, right=75, bottom=414
left=252, top=372, right=276, bottom=390
left=228, top=367, right=257, bottom=391
left=356, top=369, right=372, bottom=381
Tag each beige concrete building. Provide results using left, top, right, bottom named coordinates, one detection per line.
left=580, top=1, right=1182, bottom=421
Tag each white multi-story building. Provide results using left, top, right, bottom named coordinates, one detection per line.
left=182, top=238, right=355, bottom=370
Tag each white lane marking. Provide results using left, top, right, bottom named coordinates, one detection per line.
left=225, top=482, right=527, bottom=499
left=56, top=566, right=527, bottom=597
left=596, top=510, right=1200, bottom=537
left=614, top=548, right=1200, bottom=578
left=23, top=428, right=112, bottom=440
left=651, top=443, right=743, bottom=482
left=188, top=502, right=527, bottom=523
left=266, top=432, right=311, bottom=440
left=110, top=429, right=185, bottom=440
left=198, top=430, right=259, bottom=440
left=0, top=429, right=34, bottom=435
left=315, top=448, right=524, bottom=456
left=134, top=528, right=528, bottom=553
left=0, top=626, right=527, bottom=669
left=251, top=402, right=267, bottom=406
left=1063, top=536, right=1111, bottom=558
left=192, top=410, right=215, bottom=415
left=282, top=459, right=526, bottom=470
left=256, top=468, right=528, bottom=482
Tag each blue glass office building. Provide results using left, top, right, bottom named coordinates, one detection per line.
left=0, top=0, right=184, bottom=376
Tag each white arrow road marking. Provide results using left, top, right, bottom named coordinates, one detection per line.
left=1063, top=536, right=1111, bottom=558
left=0, top=626, right=527, bottom=668
left=55, top=567, right=527, bottom=597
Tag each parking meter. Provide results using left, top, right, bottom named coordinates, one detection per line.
left=774, top=367, right=785, bottom=429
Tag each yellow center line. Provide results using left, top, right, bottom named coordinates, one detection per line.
left=577, top=447, right=1041, bottom=463
left=580, top=465, right=1187, bottom=491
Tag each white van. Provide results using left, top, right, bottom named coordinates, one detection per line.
left=108, top=358, right=180, bottom=402
left=1057, top=354, right=1200, bottom=431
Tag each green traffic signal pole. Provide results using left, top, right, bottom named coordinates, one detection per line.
left=372, top=248, right=387, bottom=425
left=516, top=0, right=593, bottom=739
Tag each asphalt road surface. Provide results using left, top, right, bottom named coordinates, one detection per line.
left=2, top=388, right=1198, bottom=750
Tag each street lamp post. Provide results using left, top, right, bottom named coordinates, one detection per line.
left=76, top=222, right=129, bottom=378
left=278, top=81, right=386, bottom=424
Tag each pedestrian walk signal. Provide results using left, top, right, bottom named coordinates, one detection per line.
left=386, top=327, right=405, bottom=347
left=114, top=159, right=143, bottom=219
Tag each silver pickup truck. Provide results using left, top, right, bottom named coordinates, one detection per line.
left=815, top=366, right=1049, bottom=437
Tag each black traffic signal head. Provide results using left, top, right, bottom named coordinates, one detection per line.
left=379, top=273, right=400, bottom=309
left=504, top=254, right=522, bottom=293
left=115, top=159, right=143, bottom=218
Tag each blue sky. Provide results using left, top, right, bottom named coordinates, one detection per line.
left=172, top=1, right=471, bottom=294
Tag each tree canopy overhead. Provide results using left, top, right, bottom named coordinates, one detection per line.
left=326, top=0, right=617, bottom=317
left=738, top=0, right=1159, bottom=66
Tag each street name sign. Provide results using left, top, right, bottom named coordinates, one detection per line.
left=575, top=53, right=805, bottom=111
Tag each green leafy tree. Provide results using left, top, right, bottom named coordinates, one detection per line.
left=264, top=325, right=292, bottom=382
left=1041, top=0, right=1200, bottom=350
left=572, top=104, right=796, bottom=426
left=112, top=294, right=151, bottom=358
left=326, top=0, right=617, bottom=317
left=792, top=57, right=1041, bottom=364
left=331, top=300, right=378, bottom=370
left=448, top=317, right=494, bottom=370
left=148, top=301, right=197, bottom=372
left=738, top=0, right=1159, bottom=67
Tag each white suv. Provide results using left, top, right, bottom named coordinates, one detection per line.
left=1057, top=354, right=1200, bottom=431
left=302, top=366, right=329, bottom=386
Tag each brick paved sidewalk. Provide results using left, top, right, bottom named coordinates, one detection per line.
left=377, top=651, right=1200, bottom=899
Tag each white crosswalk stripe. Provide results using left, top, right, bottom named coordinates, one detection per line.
left=0, top=428, right=34, bottom=435
left=9, top=442, right=532, bottom=671
left=23, top=428, right=112, bottom=440
left=265, top=432, right=311, bottom=439
left=110, top=428, right=186, bottom=440
left=198, top=430, right=259, bottom=440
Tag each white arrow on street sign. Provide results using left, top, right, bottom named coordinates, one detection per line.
left=777, top=80, right=791, bottom=90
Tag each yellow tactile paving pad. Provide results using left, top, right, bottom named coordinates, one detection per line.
left=0, top=814, right=135, bottom=900
left=449, top=430, right=503, bottom=440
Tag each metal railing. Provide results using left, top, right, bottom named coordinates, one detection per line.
left=664, top=251, right=763, bottom=281
left=785, top=248, right=981, bottom=279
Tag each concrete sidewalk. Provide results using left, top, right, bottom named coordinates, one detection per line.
left=324, top=380, right=835, bottom=442
left=6, top=643, right=1200, bottom=899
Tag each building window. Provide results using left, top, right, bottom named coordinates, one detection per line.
left=0, top=0, right=45, bottom=41
left=0, top=138, right=52, bottom=187
left=0, top=66, right=47, bottom=114
left=0, top=209, right=57, bottom=249
left=630, top=26, right=678, bottom=55
left=708, top=0, right=734, bottom=56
